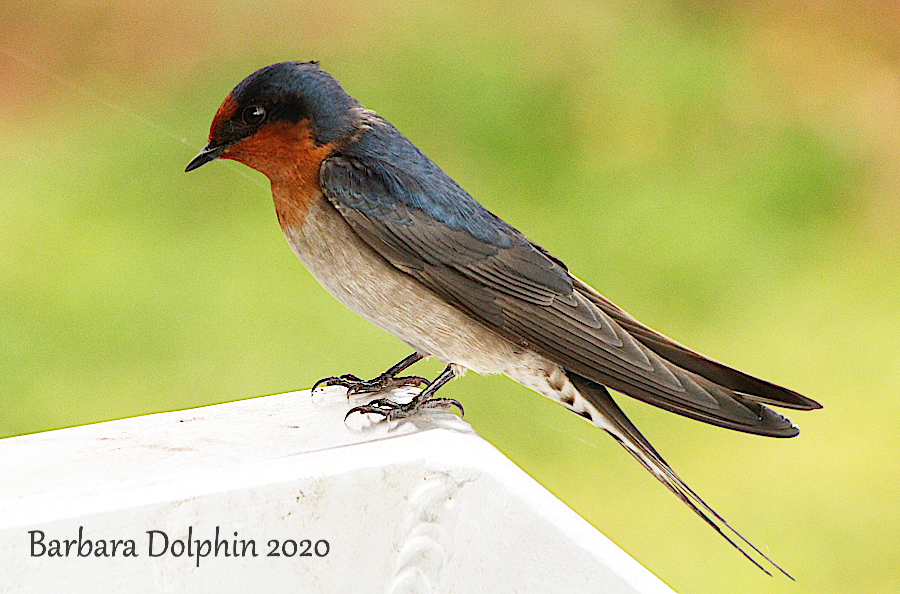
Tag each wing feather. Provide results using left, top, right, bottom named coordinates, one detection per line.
left=319, top=148, right=817, bottom=435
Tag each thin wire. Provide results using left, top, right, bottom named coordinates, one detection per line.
left=1, top=46, right=268, bottom=190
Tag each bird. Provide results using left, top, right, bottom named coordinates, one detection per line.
left=186, top=61, right=821, bottom=576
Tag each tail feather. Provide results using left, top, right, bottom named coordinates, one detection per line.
left=570, top=275, right=821, bottom=412
left=566, top=371, right=793, bottom=579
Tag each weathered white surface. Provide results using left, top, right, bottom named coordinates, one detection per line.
left=0, top=388, right=675, bottom=593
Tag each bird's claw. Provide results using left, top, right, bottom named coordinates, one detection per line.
left=344, top=395, right=464, bottom=421
left=312, top=372, right=430, bottom=396
left=311, top=373, right=362, bottom=393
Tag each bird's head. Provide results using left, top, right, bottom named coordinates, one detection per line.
left=185, top=62, right=359, bottom=179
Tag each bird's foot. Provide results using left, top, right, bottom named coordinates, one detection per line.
left=344, top=393, right=464, bottom=421
left=312, top=372, right=430, bottom=396
left=344, top=363, right=463, bottom=421
left=312, top=353, right=430, bottom=396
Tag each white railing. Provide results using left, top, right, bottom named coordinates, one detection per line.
left=0, top=388, right=675, bottom=593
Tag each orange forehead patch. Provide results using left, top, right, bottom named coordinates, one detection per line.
left=209, top=93, right=238, bottom=142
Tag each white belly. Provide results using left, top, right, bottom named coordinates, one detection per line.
left=279, top=195, right=604, bottom=425
left=280, top=196, right=535, bottom=375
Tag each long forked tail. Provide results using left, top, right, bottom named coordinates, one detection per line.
left=566, top=371, right=792, bottom=578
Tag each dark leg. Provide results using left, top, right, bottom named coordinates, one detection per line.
left=345, top=364, right=464, bottom=421
left=312, top=353, right=430, bottom=396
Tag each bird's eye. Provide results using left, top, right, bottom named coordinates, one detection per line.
left=241, top=105, right=267, bottom=126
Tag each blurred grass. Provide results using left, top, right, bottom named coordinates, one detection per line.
left=2, top=1, right=899, bottom=592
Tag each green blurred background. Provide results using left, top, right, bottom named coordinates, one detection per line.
left=2, top=1, right=898, bottom=592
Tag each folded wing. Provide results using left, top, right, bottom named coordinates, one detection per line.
left=320, top=150, right=820, bottom=437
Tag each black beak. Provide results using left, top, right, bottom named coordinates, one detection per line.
left=185, top=142, right=229, bottom=172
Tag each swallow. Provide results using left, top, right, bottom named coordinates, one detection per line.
left=186, top=62, right=821, bottom=576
